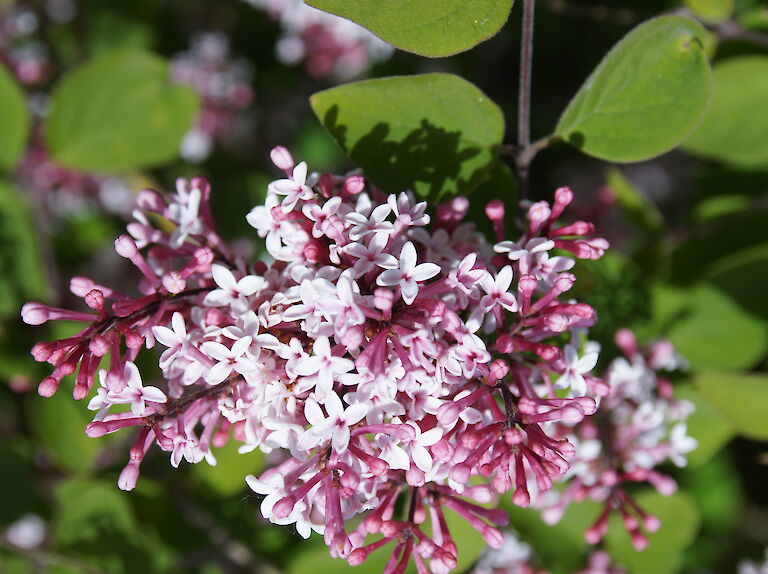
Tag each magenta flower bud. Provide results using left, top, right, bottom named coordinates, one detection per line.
left=484, top=359, right=509, bottom=386
left=644, top=514, right=661, bottom=532
left=431, top=439, right=454, bottom=462
left=631, top=531, right=649, bottom=551
left=84, top=289, right=105, bottom=311
left=118, top=462, right=140, bottom=491
left=89, top=335, right=110, bottom=357
left=485, top=199, right=505, bottom=222
left=551, top=186, right=574, bottom=220
left=527, top=201, right=551, bottom=233
left=615, top=327, right=637, bottom=357
left=272, top=496, right=296, bottom=519
left=406, top=464, right=425, bottom=486
left=512, top=487, right=531, bottom=507
left=449, top=463, right=471, bottom=484
left=270, top=146, right=294, bottom=171
left=482, top=525, right=504, bottom=548
left=495, top=333, right=515, bottom=353
left=70, top=276, right=96, bottom=297
left=115, top=235, right=139, bottom=258
left=347, top=549, right=368, bottom=566
left=551, top=220, right=595, bottom=237
left=21, top=302, right=49, bottom=325
left=163, top=272, right=186, bottom=294
left=373, top=288, right=394, bottom=314
left=343, top=175, right=365, bottom=196
left=38, top=376, right=60, bottom=398
left=136, top=189, right=166, bottom=212
left=31, top=342, right=54, bottom=362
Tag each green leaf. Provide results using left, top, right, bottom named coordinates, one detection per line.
left=668, top=206, right=768, bottom=284
left=685, top=0, right=734, bottom=21
left=0, top=181, right=49, bottom=317
left=26, top=390, right=101, bottom=473
left=684, top=56, right=768, bottom=168
left=675, top=385, right=735, bottom=467
left=0, top=64, right=29, bottom=171
left=605, top=168, right=663, bottom=232
left=664, top=284, right=768, bottom=371
left=556, top=16, right=711, bottom=163
left=45, top=51, right=199, bottom=173
left=191, top=440, right=266, bottom=497
left=310, top=74, right=504, bottom=200
left=53, top=478, right=157, bottom=574
left=706, top=244, right=768, bottom=321
left=504, top=499, right=600, bottom=573
left=695, top=371, right=768, bottom=439
left=604, top=491, right=701, bottom=574
left=305, top=0, right=514, bottom=57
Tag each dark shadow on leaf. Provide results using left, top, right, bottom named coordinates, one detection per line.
left=322, top=105, right=490, bottom=202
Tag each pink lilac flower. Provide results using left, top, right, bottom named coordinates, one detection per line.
left=246, top=0, right=393, bottom=79
left=22, top=146, right=681, bottom=574
left=171, top=32, right=254, bottom=162
left=537, top=329, right=696, bottom=551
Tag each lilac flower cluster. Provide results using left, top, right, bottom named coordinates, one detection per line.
left=24, top=146, right=623, bottom=572
left=246, top=0, right=392, bottom=78
left=471, top=535, right=626, bottom=574
left=171, top=32, right=255, bottom=163
left=740, top=549, right=768, bottom=574
left=0, top=2, right=52, bottom=87
left=538, top=329, right=696, bottom=550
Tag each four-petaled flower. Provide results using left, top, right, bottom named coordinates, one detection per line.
left=376, top=241, right=441, bottom=305
left=300, top=391, right=369, bottom=453
left=107, top=362, right=167, bottom=416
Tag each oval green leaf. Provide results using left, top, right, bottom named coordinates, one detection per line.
left=665, top=284, right=768, bottom=371
left=0, top=64, right=30, bottom=171
left=695, top=372, right=768, bottom=440
left=675, top=385, right=735, bottom=467
left=685, top=0, right=734, bottom=21
left=684, top=56, right=768, bottom=168
left=556, top=16, right=711, bottom=163
left=310, top=73, right=505, bottom=200
left=26, top=390, right=102, bottom=473
left=305, top=0, right=514, bottom=57
left=45, top=51, right=199, bottom=173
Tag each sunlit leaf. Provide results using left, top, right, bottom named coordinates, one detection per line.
left=664, top=284, right=768, bottom=371
left=685, top=0, right=734, bottom=21
left=45, top=51, right=198, bottom=172
left=557, top=16, right=711, bottom=162
left=305, top=0, right=514, bottom=57
left=310, top=74, right=504, bottom=200
left=676, top=385, right=735, bottom=467
left=695, top=371, right=768, bottom=439
left=0, top=64, right=29, bottom=171
left=684, top=56, right=768, bottom=168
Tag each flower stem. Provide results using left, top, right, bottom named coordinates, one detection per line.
left=516, top=0, right=537, bottom=199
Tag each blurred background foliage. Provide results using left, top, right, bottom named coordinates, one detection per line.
left=1, top=0, right=768, bottom=573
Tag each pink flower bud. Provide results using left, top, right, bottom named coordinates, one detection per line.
left=21, top=303, right=48, bottom=325
left=38, top=376, right=60, bottom=398
left=270, top=146, right=294, bottom=171
left=115, top=235, right=139, bottom=258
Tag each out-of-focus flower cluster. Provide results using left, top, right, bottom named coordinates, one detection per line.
left=741, top=549, right=768, bottom=574
left=538, top=329, right=696, bottom=550
left=23, top=146, right=698, bottom=572
left=0, top=2, right=55, bottom=87
left=246, top=0, right=392, bottom=78
left=171, top=32, right=255, bottom=163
